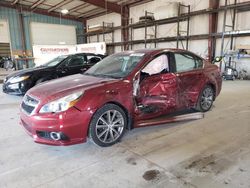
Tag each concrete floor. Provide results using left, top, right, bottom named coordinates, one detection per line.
left=0, top=81, right=250, bottom=188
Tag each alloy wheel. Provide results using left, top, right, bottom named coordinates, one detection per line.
left=95, top=110, right=125, bottom=144
left=201, top=87, right=214, bottom=111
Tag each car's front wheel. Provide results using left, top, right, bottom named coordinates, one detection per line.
left=196, top=85, right=214, bottom=112
left=89, top=104, right=127, bottom=147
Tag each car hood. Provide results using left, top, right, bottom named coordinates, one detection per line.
left=27, top=74, right=117, bottom=102
left=6, top=66, right=52, bottom=79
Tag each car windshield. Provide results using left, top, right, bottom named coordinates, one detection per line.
left=42, top=55, right=68, bottom=67
left=84, top=53, right=145, bottom=78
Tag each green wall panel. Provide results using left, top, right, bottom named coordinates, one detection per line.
left=0, top=6, right=84, bottom=52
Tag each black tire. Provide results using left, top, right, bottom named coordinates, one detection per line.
left=89, top=104, right=127, bottom=147
left=196, top=85, right=214, bottom=112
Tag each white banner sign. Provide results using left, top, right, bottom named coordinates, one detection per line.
left=32, top=45, right=76, bottom=66
left=32, top=42, right=106, bottom=66
left=76, top=42, right=106, bottom=54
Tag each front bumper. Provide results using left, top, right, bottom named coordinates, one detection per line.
left=20, top=107, right=94, bottom=146
left=3, top=80, right=31, bottom=95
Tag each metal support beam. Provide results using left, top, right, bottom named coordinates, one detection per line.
left=85, top=10, right=112, bottom=19
left=176, top=3, right=190, bottom=50
left=16, top=5, right=28, bottom=67
left=80, top=0, right=121, bottom=14
left=11, top=0, right=19, bottom=5
left=121, top=5, right=129, bottom=50
left=48, top=0, right=73, bottom=12
left=69, top=3, right=90, bottom=13
left=31, top=0, right=46, bottom=9
left=220, top=0, right=237, bottom=69
left=230, top=0, right=237, bottom=51
left=220, top=0, right=228, bottom=57
left=77, top=8, right=105, bottom=18
left=83, top=19, right=87, bottom=43
left=17, top=6, right=26, bottom=53
left=208, top=0, right=219, bottom=61
left=103, top=30, right=250, bottom=47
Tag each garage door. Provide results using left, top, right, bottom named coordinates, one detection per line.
left=30, top=22, right=77, bottom=45
left=0, top=20, right=11, bottom=56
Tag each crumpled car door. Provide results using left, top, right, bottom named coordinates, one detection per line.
left=135, top=73, right=178, bottom=119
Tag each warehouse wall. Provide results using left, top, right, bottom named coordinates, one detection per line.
left=0, top=7, right=22, bottom=54
left=0, top=6, right=84, bottom=56
left=86, top=0, right=210, bottom=57
left=0, top=20, right=10, bottom=43
left=87, top=12, right=121, bottom=52
left=129, top=0, right=210, bottom=57
left=86, top=1, right=250, bottom=59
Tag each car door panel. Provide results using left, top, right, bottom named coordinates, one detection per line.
left=136, top=73, right=178, bottom=120
left=133, top=53, right=180, bottom=120
left=177, top=70, right=204, bottom=108
left=58, top=55, right=87, bottom=77
left=174, top=53, right=206, bottom=109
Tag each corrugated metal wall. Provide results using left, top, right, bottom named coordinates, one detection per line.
left=0, top=6, right=84, bottom=55
left=0, top=7, right=22, bottom=51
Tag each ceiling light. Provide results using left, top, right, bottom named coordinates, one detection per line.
left=61, top=9, right=69, bottom=14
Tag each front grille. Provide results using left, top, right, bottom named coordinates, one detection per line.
left=21, top=95, right=39, bottom=115
left=21, top=102, right=35, bottom=114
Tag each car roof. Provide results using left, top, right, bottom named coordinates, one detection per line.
left=121, top=48, right=204, bottom=59
left=69, top=53, right=105, bottom=56
left=123, top=48, right=191, bottom=54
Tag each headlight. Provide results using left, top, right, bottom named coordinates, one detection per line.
left=39, top=91, right=83, bottom=113
left=9, top=75, right=30, bottom=83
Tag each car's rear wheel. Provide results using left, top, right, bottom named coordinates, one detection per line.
left=89, top=104, right=127, bottom=147
left=196, top=85, right=214, bottom=112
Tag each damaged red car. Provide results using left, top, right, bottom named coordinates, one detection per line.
left=20, top=49, right=222, bottom=147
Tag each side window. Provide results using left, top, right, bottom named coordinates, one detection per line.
left=142, top=54, right=169, bottom=75
left=174, top=53, right=196, bottom=72
left=87, top=55, right=94, bottom=60
left=68, top=56, right=85, bottom=67
left=87, top=55, right=102, bottom=65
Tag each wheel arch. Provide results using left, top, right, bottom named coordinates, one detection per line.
left=87, top=101, right=133, bottom=138
left=34, top=74, right=55, bottom=86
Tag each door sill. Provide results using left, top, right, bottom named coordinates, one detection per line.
left=136, top=110, right=204, bottom=127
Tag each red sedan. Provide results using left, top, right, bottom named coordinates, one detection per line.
left=20, top=49, right=222, bottom=147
